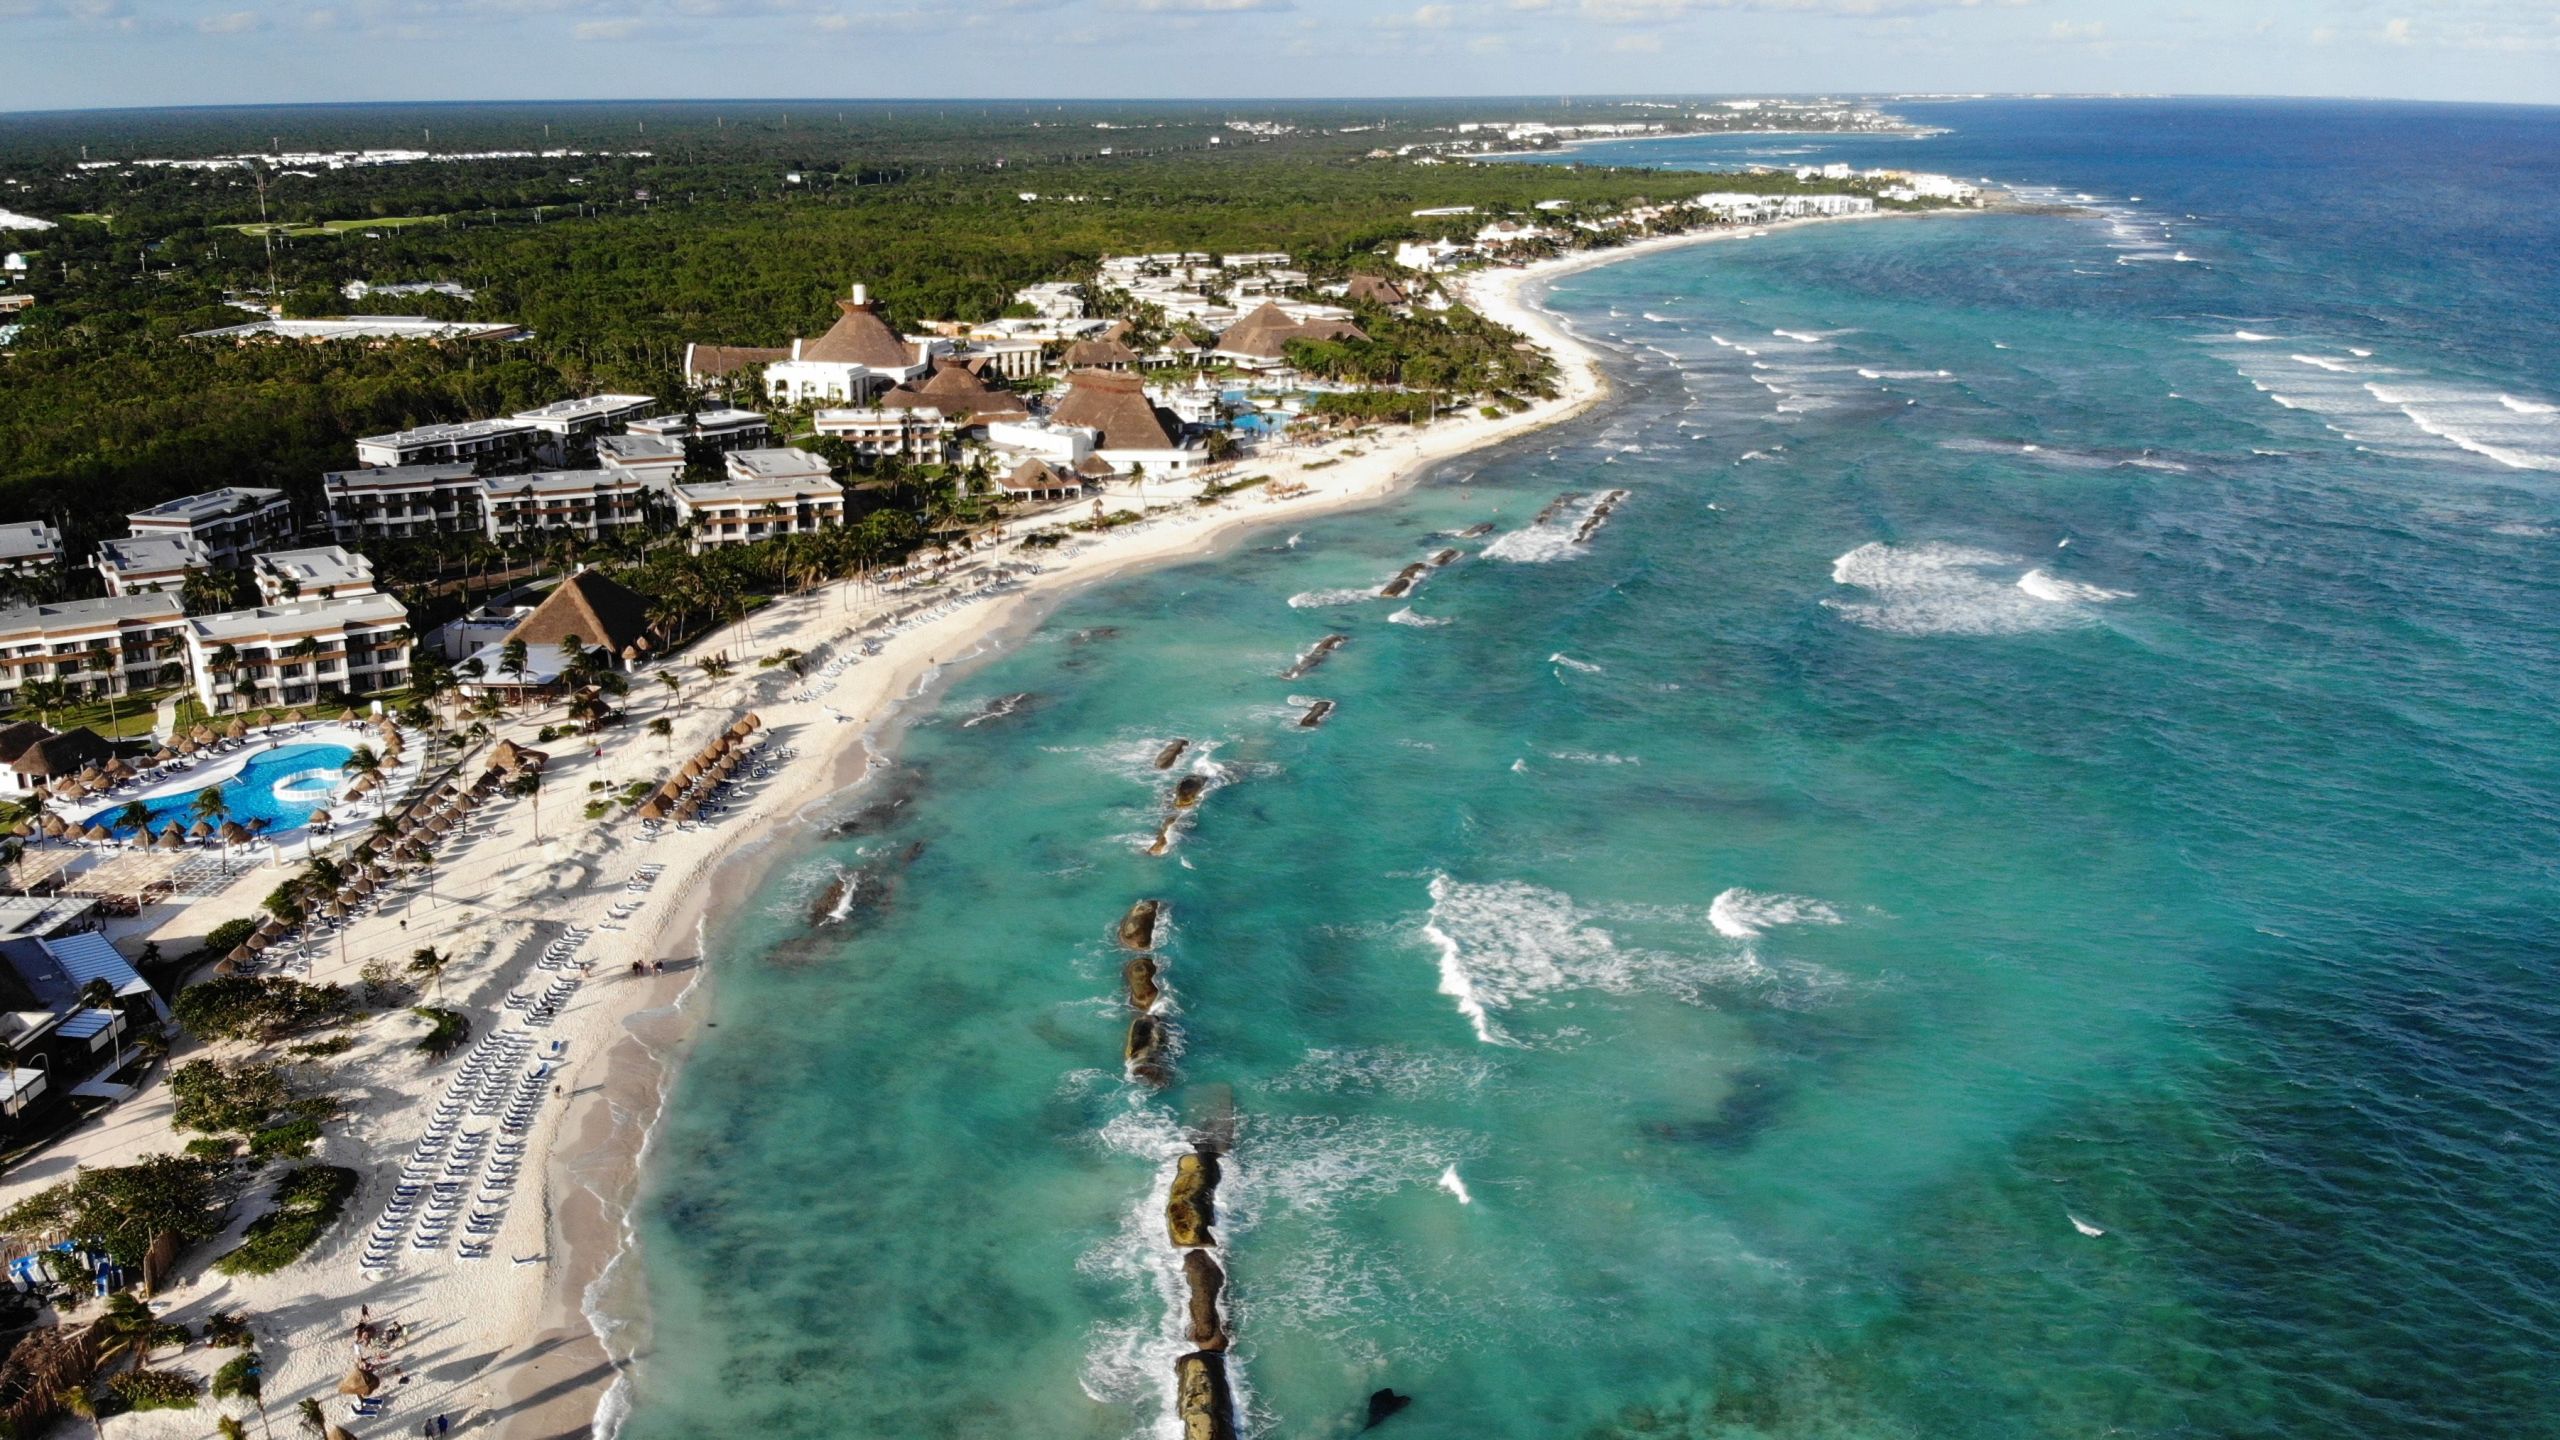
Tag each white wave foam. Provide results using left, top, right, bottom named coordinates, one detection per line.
left=1387, top=607, right=1450, bottom=627
left=1708, top=888, right=1844, bottom=940
left=2232, top=330, right=2275, bottom=341
left=1484, top=492, right=1612, bottom=564
left=2501, top=395, right=2558, bottom=416
left=2017, top=568, right=2135, bottom=604
left=2367, top=382, right=2560, bottom=472
left=1438, top=1165, right=1473, bottom=1205
left=2291, top=354, right=2362, bottom=373
left=1827, top=542, right=2128, bottom=636
left=1548, top=750, right=1639, bottom=765
left=1267, top=1047, right=1497, bottom=1097
left=1547, top=652, right=1602, bottom=674
left=1288, top=587, right=1373, bottom=609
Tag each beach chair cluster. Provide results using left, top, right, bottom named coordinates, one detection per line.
left=601, top=864, right=666, bottom=928
left=361, top=1029, right=558, bottom=1274
left=635, top=718, right=789, bottom=839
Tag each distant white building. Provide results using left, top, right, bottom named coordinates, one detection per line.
left=355, top=418, right=540, bottom=470
left=597, top=435, right=688, bottom=491
left=93, top=534, right=212, bottom=597
left=983, top=417, right=1098, bottom=469
left=1393, top=239, right=1473, bottom=273
left=253, top=545, right=378, bottom=605
left=321, top=461, right=483, bottom=541
left=1012, top=282, right=1084, bottom=322
left=125, top=487, right=295, bottom=567
left=509, top=394, right=656, bottom=465
left=626, top=408, right=771, bottom=455
left=187, top=315, right=526, bottom=343
left=0, top=522, right=61, bottom=579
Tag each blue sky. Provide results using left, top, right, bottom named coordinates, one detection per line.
left=8, top=0, right=2555, bottom=112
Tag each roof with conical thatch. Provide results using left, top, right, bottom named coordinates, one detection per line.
left=0, top=720, right=52, bottom=766
left=1215, top=302, right=1369, bottom=362
left=1062, top=336, right=1139, bottom=369
left=800, top=294, right=916, bottom=370
left=881, top=361, right=1030, bottom=423
left=1000, top=458, right=1083, bottom=495
left=505, top=570, right=655, bottom=662
left=686, top=343, right=790, bottom=379
left=1049, top=370, right=1181, bottom=452
left=11, top=727, right=110, bottom=778
left=1345, top=273, right=1410, bottom=307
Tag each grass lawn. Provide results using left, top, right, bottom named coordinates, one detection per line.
left=27, top=686, right=192, bottom=741
left=225, top=215, right=447, bottom=238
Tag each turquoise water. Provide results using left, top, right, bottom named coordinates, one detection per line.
left=84, top=741, right=352, bottom=836
left=620, top=102, right=2560, bottom=1440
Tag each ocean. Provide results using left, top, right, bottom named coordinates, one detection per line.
left=613, top=100, right=2560, bottom=1439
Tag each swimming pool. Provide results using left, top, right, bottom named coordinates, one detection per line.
left=85, top=742, right=357, bottom=837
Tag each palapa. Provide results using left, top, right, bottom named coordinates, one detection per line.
left=219, top=822, right=249, bottom=844
left=226, top=718, right=249, bottom=739
left=189, top=820, right=213, bottom=838
left=81, top=824, right=111, bottom=842
left=337, top=1365, right=378, bottom=1398
left=154, top=826, right=185, bottom=851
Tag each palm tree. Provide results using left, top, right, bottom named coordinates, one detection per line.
left=17, top=676, right=68, bottom=727
left=86, top=638, right=121, bottom=733
left=340, top=744, right=380, bottom=779
left=60, top=1382, right=104, bottom=1440
left=507, top=769, right=543, bottom=841
left=498, top=638, right=531, bottom=694
left=657, top=671, right=682, bottom=712
left=114, top=802, right=152, bottom=838
left=296, top=1397, right=325, bottom=1437
left=190, top=787, right=231, bottom=827
left=647, top=716, right=673, bottom=752
left=406, top=945, right=448, bottom=999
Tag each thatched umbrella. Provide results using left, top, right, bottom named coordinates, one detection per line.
left=729, top=718, right=754, bottom=739
left=155, top=824, right=185, bottom=851
left=81, top=824, right=111, bottom=842
left=40, top=814, right=67, bottom=838
left=248, top=817, right=271, bottom=833
left=327, top=898, right=348, bottom=920
left=244, top=931, right=272, bottom=952
left=349, top=773, right=378, bottom=795
left=150, top=746, right=175, bottom=764
left=637, top=798, right=667, bottom=821
left=336, top=1365, right=378, bottom=1398
left=226, top=718, right=249, bottom=740
left=189, top=819, right=213, bottom=839
left=213, top=957, right=240, bottom=977
left=678, top=758, right=703, bottom=780
left=287, top=708, right=308, bottom=724
left=6, top=820, right=28, bottom=838
left=219, top=821, right=249, bottom=845
left=307, top=808, right=332, bottom=827
left=352, top=874, right=376, bottom=896
left=328, top=1425, right=362, bottom=1440
left=192, top=725, right=217, bottom=746
left=255, top=915, right=287, bottom=937
left=104, top=758, right=134, bottom=779
left=339, top=708, right=359, bottom=724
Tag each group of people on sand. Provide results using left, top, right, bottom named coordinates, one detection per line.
left=626, top=958, right=667, bottom=976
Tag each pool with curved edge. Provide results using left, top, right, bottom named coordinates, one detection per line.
left=81, top=742, right=356, bottom=838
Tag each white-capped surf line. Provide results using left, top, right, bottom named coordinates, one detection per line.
left=1548, top=652, right=1603, bottom=674
left=1387, top=607, right=1451, bottom=627
left=1707, top=889, right=1843, bottom=939
left=1287, top=587, right=1374, bottom=609
left=1827, top=542, right=2133, bottom=637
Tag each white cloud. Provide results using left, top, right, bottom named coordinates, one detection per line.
left=196, top=8, right=262, bottom=30
left=571, top=14, right=643, bottom=35
left=2046, top=17, right=2099, bottom=39
left=2381, top=16, right=2412, bottom=44
left=1107, top=0, right=1291, bottom=11
left=1611, top=28, right=1658, bottom=46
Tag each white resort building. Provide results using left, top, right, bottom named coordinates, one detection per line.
left=755, top=286, right=930, bottom=406
left=0, top=522, right=62, bottom=581
left=0, top=595, right=189, bottom=709
left=320, top=462, right=484, bottom=541
left=183, top=593, right=411, bottom=712
left=477, top=471, right=652, bottom=545
left=354, top=418, right=541, bottom=470
left=124, top=487, right=295, bottom=567
left=253, top=545, right=379, bottom=604
left=93, top=534, right=211, bottom=598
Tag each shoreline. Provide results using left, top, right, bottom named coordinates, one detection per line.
left=504, top=207, right=1981, bottom=1438
left=482, top=238, right=1633, bottom=1440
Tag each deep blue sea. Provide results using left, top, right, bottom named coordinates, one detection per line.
left=616, top=100, right=2560, bottom=1440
